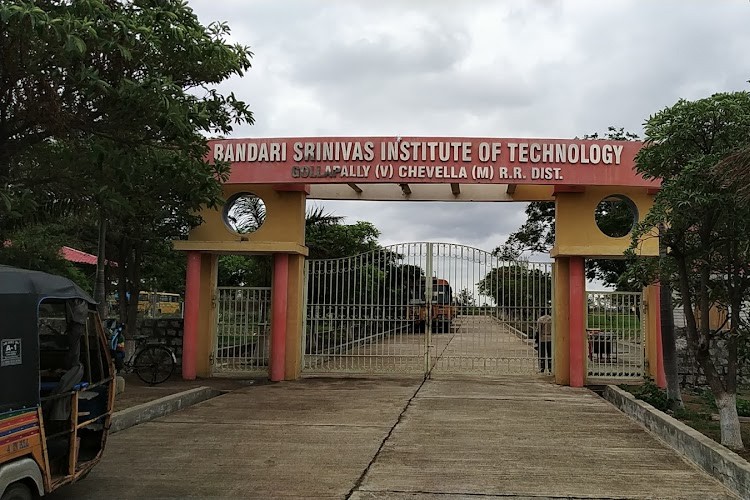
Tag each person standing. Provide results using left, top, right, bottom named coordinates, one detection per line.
left=536, top=312, right=553, bottom=373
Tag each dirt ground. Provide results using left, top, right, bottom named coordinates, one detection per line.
left=678, top=390, right=750, bottom=462
left=622, top=383, right=750, bottom=462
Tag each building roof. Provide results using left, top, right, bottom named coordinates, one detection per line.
left=60, top=246, right=116, bottom=267
left=61, top=246, right=98, bottom=265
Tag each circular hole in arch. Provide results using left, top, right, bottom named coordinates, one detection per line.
left=223, top=192, right=266, bottom=235
left=594, top=194, right=638, bottom=238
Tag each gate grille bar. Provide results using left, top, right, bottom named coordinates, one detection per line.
left=214, top=287, right=271, bottom=375
left=586, top=291, right=644, bottom=380
left=303, top=242, right=553, bottom=376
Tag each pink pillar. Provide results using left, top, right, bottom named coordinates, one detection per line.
left=270, top=254, right=289, bottom=382
left=655, top=282, right=667, bottom=388
left=569, top=256, right=585, bottom=387
left=182, top=251, right=201, bottom=380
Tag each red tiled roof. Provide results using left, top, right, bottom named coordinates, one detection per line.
left=4, top=242, right=115, bottom=267
left=60, top=246, right=98, bottom=265
left=60, top=246, right=116, bottom=267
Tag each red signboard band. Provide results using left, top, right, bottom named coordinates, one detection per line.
left=209, top=137, right=658, bottom=188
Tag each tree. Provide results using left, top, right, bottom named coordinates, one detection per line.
left=305, top=206, right=380, bottom=260
left=217, top=207, right=383, bottom=287
left=1, top=1, right=254, bottom=333
left=629, top=91, right=750, bottom=450
left=476, top=263, right=552, bottom=324
left=455, top=288, right=475, bottom=307
left=494, top=127, right=640, bottom=289
left=0, top=220, right=92, bottom=289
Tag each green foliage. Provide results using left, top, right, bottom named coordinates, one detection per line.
left=218, top=255, right=271, bottom=288
left=140, top=241, right=188, bottom=294
left=494, top=127, right=640, bottom=290
left=494, top=202, right=555, bottom=259
left=455, top=288, right=475, bottom=306
left=476, top=264, right=552, bottom=319
left=697, top=389, right=750, bottom=418
left=627, top=91, right=750, bottom=448
left=628, top=92, right=750, bottom=342
left=216, top=207, right=381, bottom=287
left=0, top=222, right=93, bottom=292
left=0, top=1, right=254, bottom=329
left=625, top=380, right=670, bottom=412
left=306, top=207, right=380, bottom=260
left=738, top=399, right=750, bottom=418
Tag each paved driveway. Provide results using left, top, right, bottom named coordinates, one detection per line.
left=49, top=376, right=736, bottom=499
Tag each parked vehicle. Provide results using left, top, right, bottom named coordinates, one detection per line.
left=409, top=278, right=457, bottom=333
left=0, top=266, right=115, bottom=499
left=137, top=291, right=182, bottom=316
left=105, top=320, right=176, bottom=385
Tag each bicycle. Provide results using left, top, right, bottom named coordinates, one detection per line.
left=107, top=321, right=176, bottom=385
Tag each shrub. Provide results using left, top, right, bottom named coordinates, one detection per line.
left=699, top=389, right=750, bottom=417
left=623, top=380, right=670, bottom=411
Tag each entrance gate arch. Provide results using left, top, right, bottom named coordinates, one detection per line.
left=303, top=242, right=553, bottom=377
left=174, top=135, right=665, bottom=387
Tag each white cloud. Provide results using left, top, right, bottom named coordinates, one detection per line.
left=191, top=0, right=750, bottom=260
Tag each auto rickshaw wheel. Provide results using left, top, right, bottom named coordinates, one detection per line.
left=1, top=482, right=33, bottom=500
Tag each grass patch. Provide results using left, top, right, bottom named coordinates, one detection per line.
left=621, top=381, right=750, bottom=462
left=588, top=312, right=640, bottom=331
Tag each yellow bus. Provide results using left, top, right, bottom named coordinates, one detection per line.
left=138, top=292, right=182, bottom=315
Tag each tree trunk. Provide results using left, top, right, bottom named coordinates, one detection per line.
left=716, top=392, right=744, bottom=450
left=94, top=211, right=108, bottom=319
left=660, top=279, right=683, bottom=408
left=689, top=246, right=743, bottom=450
left=125, top=241, right=141, bottom=339
left=658, top=225, right=683, bottom=409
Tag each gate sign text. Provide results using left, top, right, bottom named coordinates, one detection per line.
left=210, top=137, right=657, bottom=187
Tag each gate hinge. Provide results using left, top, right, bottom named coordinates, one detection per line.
left=209, top=353, right=215, bottom=365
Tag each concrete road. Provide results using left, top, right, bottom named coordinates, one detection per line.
left=48, top=377, right=736, bottom=499
left=305, top=314, right=539, bottom=376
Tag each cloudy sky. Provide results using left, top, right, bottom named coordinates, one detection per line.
left=191, top=0, right=750, bottom=254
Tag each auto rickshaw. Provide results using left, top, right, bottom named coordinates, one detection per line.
left=0, top=266, right=115, bottom=499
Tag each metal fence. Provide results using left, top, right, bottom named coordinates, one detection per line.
left=303, top=242, right=553, bottom=377
left=585, top=291, right=644, bottom=380
left=213, top=287, right=271, bottom=375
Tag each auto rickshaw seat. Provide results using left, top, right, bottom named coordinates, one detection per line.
left=44, top=362, right=84, bottom=421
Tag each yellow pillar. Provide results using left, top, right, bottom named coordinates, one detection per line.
left=284, top=254, right=305, bottom=380
left=174, top=184, right=308, bottom=379
left=553, top=258, right=570, bottom=385
left=551, top=186, right=659, bottom=386
left=196, top=253, right=218, bottom=378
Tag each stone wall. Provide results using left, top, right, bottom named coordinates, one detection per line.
left=134, top=318, right=184, bottom=367
left=676, top=327, right=750, bottom=387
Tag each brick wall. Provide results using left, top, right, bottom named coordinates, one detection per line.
left=134, top=318, right=184, bottom=367
left=676, top=327, right=750, bottom=387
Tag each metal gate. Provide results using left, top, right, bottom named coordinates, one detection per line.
left=212, top=287, right=271, bottom=375
left=303, top=242, right=553, bottom=376
left=586, top=291, right=644, bottom=380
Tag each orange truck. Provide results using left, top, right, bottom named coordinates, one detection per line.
left=409, top=278, right=457, bottom=333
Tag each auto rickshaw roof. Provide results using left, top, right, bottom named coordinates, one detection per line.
left=0, top=265, right=95, bottom=304
left=0, top=266, right=96, bottom=413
